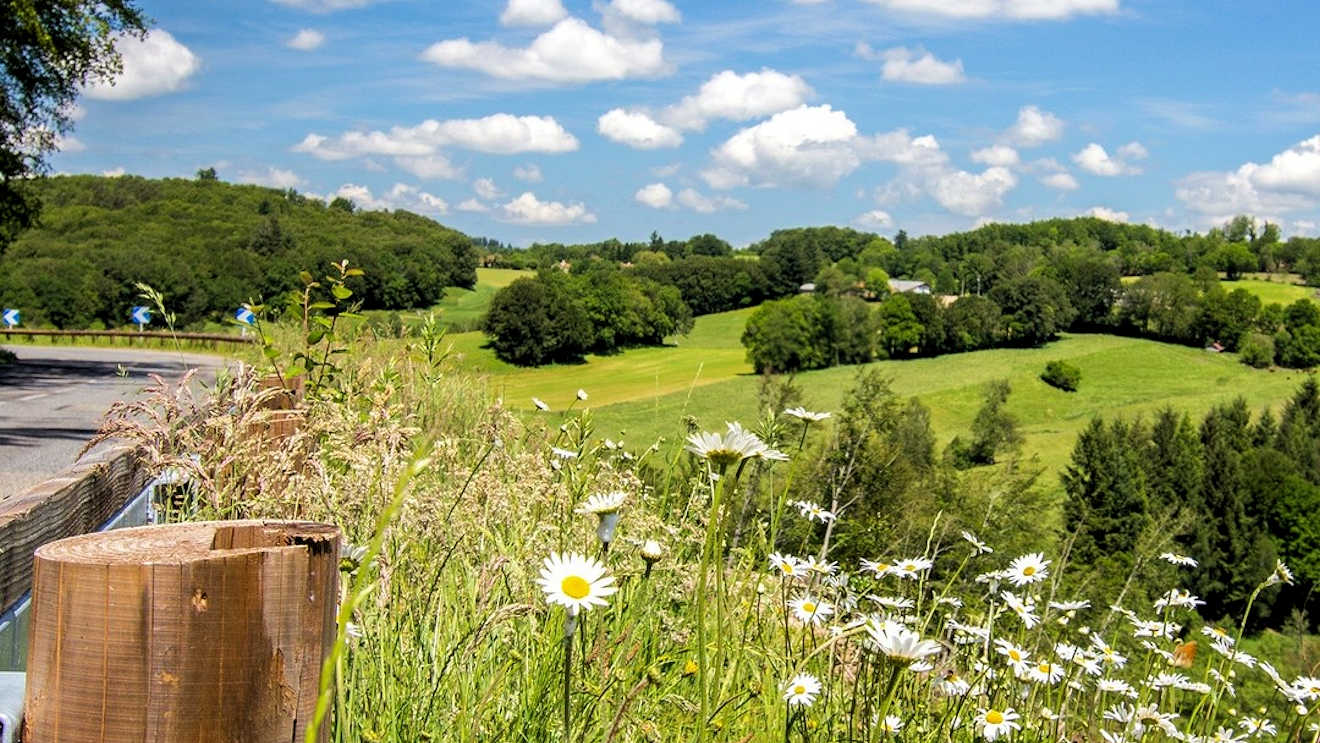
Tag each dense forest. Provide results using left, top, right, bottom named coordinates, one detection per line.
left=0, top=174, right=478, bottom=328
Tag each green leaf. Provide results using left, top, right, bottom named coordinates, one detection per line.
left=332, top=285, right=353, bottom=300
left=263, top=347, right=281, bottom=360
left=283, top=365, right=307, bottom=378
left=344, top=268, right=365, bottom=277
left=307, top=329, right=326, bottom=345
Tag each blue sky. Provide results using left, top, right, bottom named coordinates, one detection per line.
left=51, top=0, right=1320, bottom=246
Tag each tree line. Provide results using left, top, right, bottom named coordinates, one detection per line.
left=0, top=175, right=478, bottom=328
left=1063, top=379, right=1320, bottom=627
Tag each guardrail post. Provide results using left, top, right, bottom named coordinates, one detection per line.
left=22, top=520, right=340, bottom=742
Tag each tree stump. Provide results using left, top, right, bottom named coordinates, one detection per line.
left=23, top=520, right=341, bottom=742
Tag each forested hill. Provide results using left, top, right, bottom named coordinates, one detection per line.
left=0, top=174, right=478, bottom=328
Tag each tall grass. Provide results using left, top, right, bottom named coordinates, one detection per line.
left=98, top=326, right=1320, bottom=742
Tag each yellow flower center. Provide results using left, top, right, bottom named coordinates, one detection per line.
left=1038, top=663, right=1050, bottom=673
left=794, top=685, right=806, bottom=695
left=782, top=563, right=795, bottom=574
left=904, top=563, right=916, bottom=571
left=1009, top=650, right=1021, bottom=661
left=803, top=602, right=816, bottom=613
left=986, top=710, right=1004, bottom=725
left=561, top=575, right=591, bottom=600
left=1023, top=566, right=1036, bottom=576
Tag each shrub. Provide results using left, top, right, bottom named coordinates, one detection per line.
left=1041, top=359, right=1081, bottom=391
left=1240, top=332, right=1276, bottom=368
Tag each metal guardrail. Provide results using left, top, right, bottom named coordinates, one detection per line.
left=0, top=328, right=255, bottom=345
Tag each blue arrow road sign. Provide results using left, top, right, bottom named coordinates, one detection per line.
left=1, top=309, right=18, bottom=327
left=234, top=307, right=255, bottom=325
left=130, top=306, right=152, bottom=325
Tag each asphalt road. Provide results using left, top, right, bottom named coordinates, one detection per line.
left=0, top=345, right=225, bottom=495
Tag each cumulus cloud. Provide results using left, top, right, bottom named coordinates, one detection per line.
left=393, top=154, right=463, bottom=180
left=854, top=209, right=894, bottom=228
left=677, top=188, right=747, bottom=213
left=1073, top=142, right=1143, bottom=176
left=877, top=47, right=966, bottom=85
left=331, top=183, right=448, bottom=214
left=1085, top=206, right=1130, bottom=223
left=499, top=192, right=596, bottom=224
left=500, top=0, right=567, bottom=26
left=238, top=167, right=305, bottom=188
left=514, top=163, right=543, bottom=182
left=420, top=18, right=666, bottom=83
left=294, top=114, right=579, bottom=162
left=701, top=104, right=863, bottom=189
left=663, top=69, right=813, bottom=131
left=971, top=144, right=1019, bottom=167
left=860, top=0, right=1119, bottom=20
left=634, top=182, right=673, bottom=208
left=84, top=30, right=200, bottom=100
left=102, top=167, right=126, bottom=177
left=607, top=0, right=681, bottom=24
left=55, top=135, right=86, bottom=153
left=927, top=167, right=1017, bottom=217
left=597, top=109, right=683, bottom=149
left=1005, top=105, right=1063, bottom=147
left=457, top=198, right=489, bottom=212
left=1177, top=135, right=1320, bottom=220
left=1040, top=171, right=1079, bottom=190
left=1117, top=141, right=1149, bottom=161
left=474, top=177, right=501, bottom=200
left=287, top=29, right=325, bottom=50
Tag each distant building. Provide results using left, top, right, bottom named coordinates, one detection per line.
left=1205, top=341, right=1225, bottom=353
left=888, top=279, right=932, bottom=295
left=798, top=282, right=816, bottom=293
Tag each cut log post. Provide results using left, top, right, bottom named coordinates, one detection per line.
left=23, top=520, right=341, bottom=742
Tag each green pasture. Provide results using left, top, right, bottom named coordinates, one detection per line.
left=1222, top=278, right=1317, bottom=306
left=581, top=333, right=1308, bottom=475
left=395, top=267, right=532, bottom=330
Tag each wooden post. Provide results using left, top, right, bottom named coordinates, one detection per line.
left=23, top=520, right=341, bottom=742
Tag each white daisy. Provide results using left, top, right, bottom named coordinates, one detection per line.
left=868, top=595, right=915, bottom=611
left=1006, top=552, right=1050, bottom=586
left=537, top=552, right=617, bottom=616
left=1097, top=678, right=1138, bottom=698
left=769, top=552, right=804, bottom=579
left=1027, top=660, right=1063, bottom=685
left=861, top=558, right=895, bottom=578
left=977, top=707, right=1021, bottom=741
left=878, top=714, right=903, bottom=733
left=576, top=388, right=588, bottom=401
left=1237, top=717, right=1277, bottom=737
left=894, top=557, right=933, bottom=580
left=994, top=639, right=1032, bottom=676
left=783, top=673, right=822, bottom=707
left=789, top=595, right=834, bottom=626
left=532, top=397, right=549, bottom=411
left=685, top=422, right=767, bottom=468
left=1159, top=552, right=1198, bottom=567
left=867, top=624, right=942, bottom=664
left=577, top=491, right=625, bottom=515
left=1001, top=591, right=1040, bottom=629
left=551, top=446, right=578, bottom=459
left=937, top=671, right=971, bottom=696
left=961, top=530, right=993, bottom=554
left=1266, top=560, right=1294, bottom=587
left=1153, top=588, right=1205, bottom=610
left=784, top=407, right=831, bottom=422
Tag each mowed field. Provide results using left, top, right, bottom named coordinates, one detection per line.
left=430, top=268, right=531, bottom=328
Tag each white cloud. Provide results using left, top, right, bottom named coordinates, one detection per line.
left=238, top=167, right=305, bottom=188
left=393, top=154, right=463, bottom=180
left=84, top=30, right=200, bottom=101
left=286, top=29, right=325, bottom=50
left=1177, top=136, right=1320, bottom=219
left=102, top=167, right=126, bottom=177
left=294, top=114, right=578, bottom=160
left=635, top=182, right=674, bottom=208
left=702, top=104, right=862, bottom=189
left=971, top=144, right=1019, bottom=167
left=927, top=166, right=1017, bottom=217
left=677, top=188, right=747, bottom=213
left=55, top=135, right=86, bottom=153
left=651, top=163, right=681, bottom=177
left=514, top=163, right=543, bottom=182
left=1040, top=171, right=1079, bottom=190
left=499, top=192, right=596, bottom=224
left=420, top=18, right=666, bottom=83
left=331, top=183, right=448, bottom=214
left=854, top=209, right=894, bottom=228
left=271, top=0, right=375, bottom=10
left=597, top=109, right=683, bottom=149
left=1116, top=141, right=1148, bottom=161
left=1005, top=105, right=1063, bottom=147
left=500, top=0, right=567, bottom=26
left=860, top=0, right=1119, bottom=20
left=607, top=0, right=681, bottom=24
left=879, top=47, right=966, bottom=85
left=457, top=198, right=490, bottom=212
left=1085, top=206, right=1130, bottom=223
left=474, top=177, right=501, bottom=200
left=1247, top=135, right=1320, bottom=195
left=663, top=69, right=813, bottom=131
left=1073, top=142, right=1142, bottom=176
